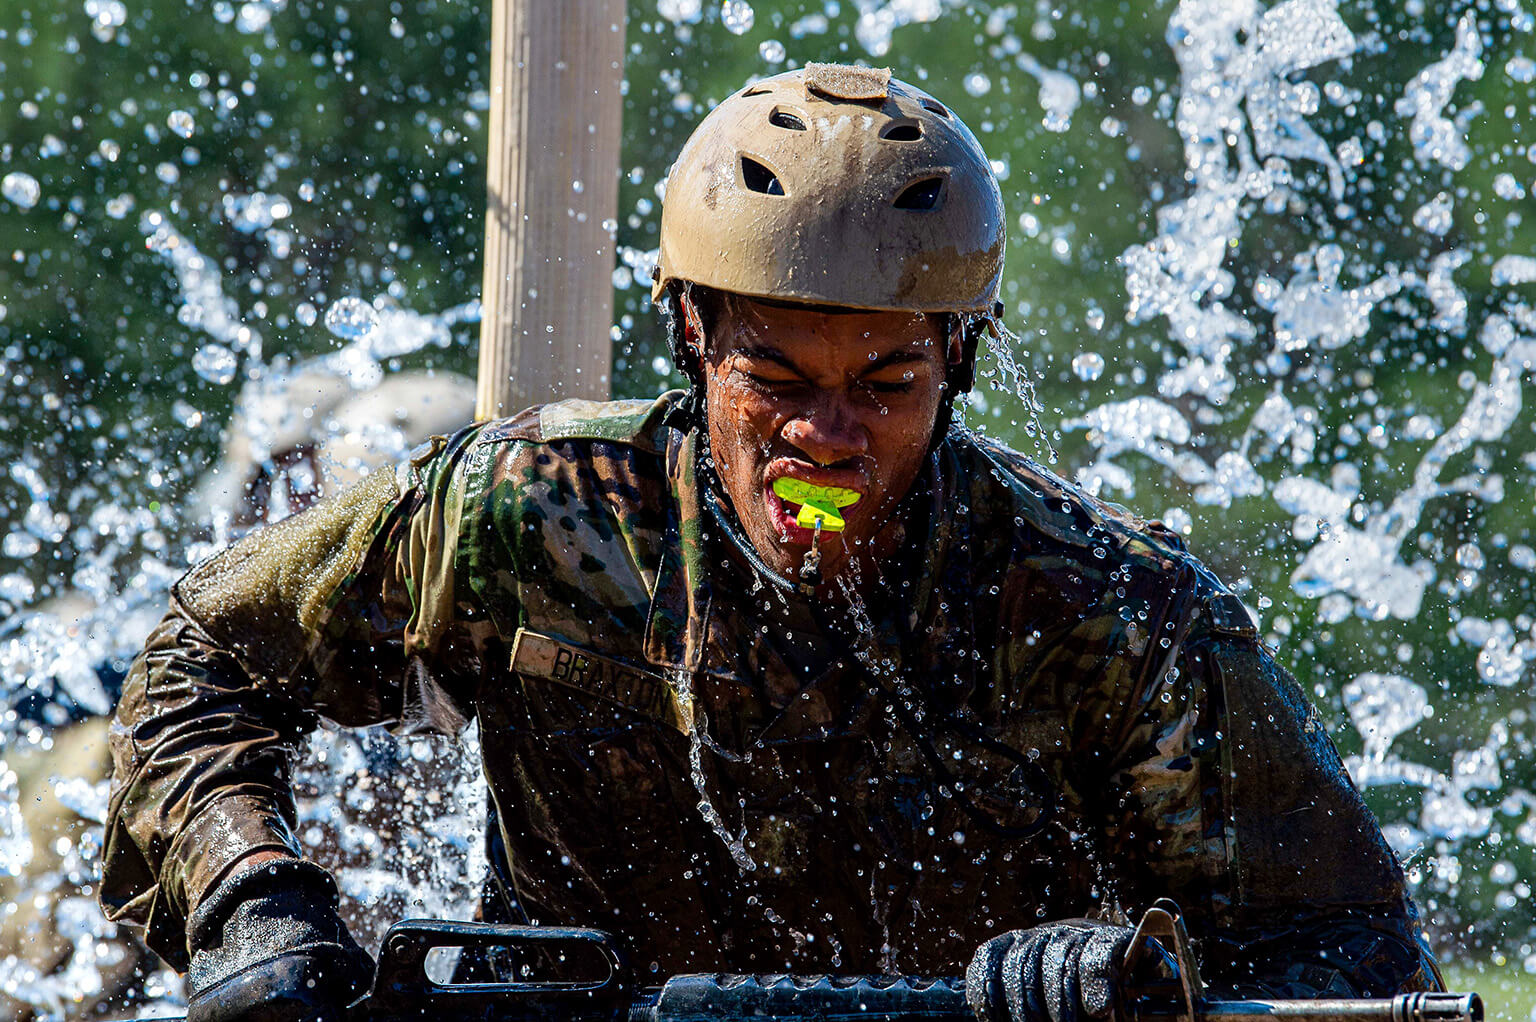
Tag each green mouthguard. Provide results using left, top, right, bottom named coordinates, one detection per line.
left=771, top=477, right=861, bottom=532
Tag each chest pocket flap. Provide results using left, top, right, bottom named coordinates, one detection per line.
left=510, top=628, right=691, bottom=735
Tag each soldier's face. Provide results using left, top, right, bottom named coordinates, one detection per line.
left=695, top=294, right=950, bottom=586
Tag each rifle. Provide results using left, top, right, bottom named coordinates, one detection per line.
left=184, top=904, right=1485, bottom=1022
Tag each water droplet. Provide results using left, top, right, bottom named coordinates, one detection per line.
left=3, top=531, right=41, bottom=558
left=758, top=39, right=785, bottom=63
left=720, top=0, right=754, bottom=34
left=1071, top=352, right=1104, bottom=381
left=964, top=72, right=991, bottom=97
left=324, top=297, right=378, bottom=341
left=191, top=343, right=239, bottom=385
left=658, top=0, right=703, bottom=24
left=167, top=110, right=195, bottom=139
left=2, top=172, right=41, bottom=210
left=1455, top=543, right=1485, bottom=571
left=1161, top=508, right=1193, bottom=536
left=295, top=302, right=318, bottom=327
left=235, top=1, right=272, bottom=33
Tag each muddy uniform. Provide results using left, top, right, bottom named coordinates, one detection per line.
left=102, top=393, right=1439, bottom=994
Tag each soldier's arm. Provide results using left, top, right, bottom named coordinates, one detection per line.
left=101, top=426, right=493, bottom=968
left=1099, top=580, right=1442, bottom=997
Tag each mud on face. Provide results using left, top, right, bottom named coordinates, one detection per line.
left=690, top=291, right=950, bottom=590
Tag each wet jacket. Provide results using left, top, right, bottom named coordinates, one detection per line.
left=103, top=392, right=1440, bottom=993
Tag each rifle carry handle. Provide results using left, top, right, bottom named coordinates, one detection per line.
left=362, top=919, right=631, bottom=1022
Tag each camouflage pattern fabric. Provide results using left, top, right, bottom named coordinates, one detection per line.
left=102, top=392, right=1442, bottom=994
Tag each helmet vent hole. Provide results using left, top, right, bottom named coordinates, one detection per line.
left=769, top=108, right=808, bottom=131
left=894, top=177, right=945, bottom=211
left=880, top=120, right=923, bottom=141
left=741, top=157, right=786, bottom=196
left=920, top=99, right=951, bottom=119
left=742, top=85, right=772, bottom=97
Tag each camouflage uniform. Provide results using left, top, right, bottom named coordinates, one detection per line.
left=102, top=392, right=1441, bottom=994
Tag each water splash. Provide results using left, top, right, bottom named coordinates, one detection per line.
left=1, top=176, right=484, bottom=1014
left=1118, top=0, right=1357, bottom=422
left=0, top=765, right=32, bottom=878
left=1011, top=53, right=1080, bottom=132
left=853, top=0, right=949, bottom=58
left=1395, top=12, right=1484, bottom=172
left=671, top=669, right=758, bottom=873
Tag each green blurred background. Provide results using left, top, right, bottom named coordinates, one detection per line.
left=1, top=0, right=1533, bottom=984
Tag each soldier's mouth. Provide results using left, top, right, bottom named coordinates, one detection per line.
left=762, top=464, right=867, bottom=545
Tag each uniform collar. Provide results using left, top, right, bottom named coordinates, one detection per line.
left=642, top=426, right=712, bottom=676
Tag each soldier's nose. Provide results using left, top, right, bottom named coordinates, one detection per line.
left=783, top=405, right=869, bottom=467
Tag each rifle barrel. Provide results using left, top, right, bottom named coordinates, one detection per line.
left=1140, top=993, right=1485, bottom=1022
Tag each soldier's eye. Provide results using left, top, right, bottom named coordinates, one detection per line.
left=739, top=367, right=802, bottom=390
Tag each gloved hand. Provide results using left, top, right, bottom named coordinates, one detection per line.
left=185, top=857, right=375, bottom=1022
left=967, top=921, right=1135, bottom=1022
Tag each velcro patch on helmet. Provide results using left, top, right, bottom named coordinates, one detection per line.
left=804, top=62, right=891, bottom=102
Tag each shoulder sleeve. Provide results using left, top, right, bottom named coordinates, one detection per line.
left=174, top=423, right=497, bottom=724
left=1097, top=584, right=1442, bottom=995
left=102, top=424, right=500, bottom=966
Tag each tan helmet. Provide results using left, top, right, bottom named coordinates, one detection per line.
left=652, top=63, right=1005, bottom=314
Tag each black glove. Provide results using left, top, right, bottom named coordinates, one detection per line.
left=185, top=858, right=375, bottom=1022
left=967, top=921, right=1135, bottom=1022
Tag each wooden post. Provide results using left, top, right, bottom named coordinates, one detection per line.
left=476, top=0, right=626, bottom=421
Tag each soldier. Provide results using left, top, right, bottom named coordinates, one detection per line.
left=101, top=64, right=1441, bottom=1022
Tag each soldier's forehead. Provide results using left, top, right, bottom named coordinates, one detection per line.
left=721, top=295, right=942, bottom=352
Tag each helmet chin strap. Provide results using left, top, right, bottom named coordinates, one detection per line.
left=696, top=428, right=800, bottom=599
left=930, top=312, right=978, bottom=451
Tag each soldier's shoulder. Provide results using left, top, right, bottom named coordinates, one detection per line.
left=474, top=392, right=683, bottom=454
left=957, top=429, right=1254, bottom=636
left=955, top=428, right=1194, bottom=571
